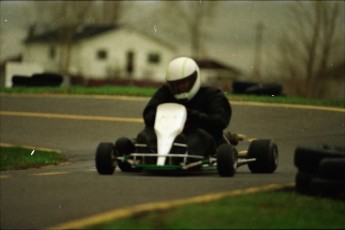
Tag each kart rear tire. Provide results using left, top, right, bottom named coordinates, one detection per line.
left=115, top=137, right=135, bottom=155
left=247, top=140, right=278, bottom=173
left=115, top=137, right=133, bottom=172
left=95, top=142, right=116, bottom=175
left=217, top=144, right=237, bottom=177
left=117, top=160, right=143, bottom=172
left=117, top=161, right=132, bottom=172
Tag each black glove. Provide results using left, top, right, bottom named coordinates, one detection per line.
left=187, top=109, right=202, bottom=123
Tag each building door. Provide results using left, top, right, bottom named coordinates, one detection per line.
left=126, top=51, right=134, bottom=77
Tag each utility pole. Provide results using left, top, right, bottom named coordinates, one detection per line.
left=252, top=22, right=264, bottom=81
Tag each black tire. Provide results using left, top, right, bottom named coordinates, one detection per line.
left=247, top=140, right=278, bottom=173
left=232, top=81, right=258, bottom=94
left=294, top=145, right=345, bottom=173
left=115, top=137, right=135, bottom=155
left=117, top=161, right=136, bottom=172
left=319, top=158, right=345, bottom=181
left=245, top=83, right=283, bottom=96
left=295, top=171, right=315, bottom=195
left=232, top=81, right=283, bottom=96
left=95, top=142, right=116, bottom=175
left=310, top=177, right=345, bottom=198
left=217, top=144, right=237, bottom=177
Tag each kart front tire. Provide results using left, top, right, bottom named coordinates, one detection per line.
left=95, top=142, right=116, bottom=175
left=248, top=140, right=278, bottom=173
left=217, top=144, right=237, bottom=177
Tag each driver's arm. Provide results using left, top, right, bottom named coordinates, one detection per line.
left=188, top=92, right=231, bottom=131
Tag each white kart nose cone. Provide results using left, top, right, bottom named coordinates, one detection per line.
left=154, top=103, right=187, bottom=166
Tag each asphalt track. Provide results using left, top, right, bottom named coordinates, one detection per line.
left=0, top=94, right=344, bottom=229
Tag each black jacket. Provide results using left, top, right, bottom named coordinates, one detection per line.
left=143, top=85, right=232, bottom=144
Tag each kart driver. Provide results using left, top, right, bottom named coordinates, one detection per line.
left=136, top=56, right=235, bottom=158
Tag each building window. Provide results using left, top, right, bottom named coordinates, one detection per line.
left=97, top=49, right=107, bottom=60
left=147, top=53, right=160, bottom=64
left=49, top=46, right=56, bottom=60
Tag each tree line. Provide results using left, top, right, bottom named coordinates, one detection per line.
left=25, top=1, right=344, bottom=98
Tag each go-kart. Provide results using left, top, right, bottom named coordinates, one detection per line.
left=95, top=103, right=278, bottom=177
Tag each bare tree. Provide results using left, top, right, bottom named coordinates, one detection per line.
left=275, top=1, right=344, bottom=98
left=31, top=1, right=94, bottom=30
left=98, top=1, right=125, bottom=24
left=161, top=1, right=218, bottom=58
left=31, top=1, right=127, bottom=27
left=29, top=1, right=94, bottom=75
left=29, top=1, right=128, bottom=75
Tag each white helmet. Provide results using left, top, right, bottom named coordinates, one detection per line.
left=166, top=57, right=201, bottom=101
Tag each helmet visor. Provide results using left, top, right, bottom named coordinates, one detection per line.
left=167, top=71, right=197, bottom=95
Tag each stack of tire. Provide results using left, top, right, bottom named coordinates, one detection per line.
left=294, top=145, right=345, bottom=199
left=232, top=81, right=283, bottom=96
left=12, top=73, right=63, bottom=87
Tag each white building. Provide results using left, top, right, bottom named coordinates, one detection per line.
left=23, top=24, right=177, bottom=84
left=21, top=24, right=242, bottom=88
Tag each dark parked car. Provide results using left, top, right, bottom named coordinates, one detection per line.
left=12, top=73, right=63, bottom=87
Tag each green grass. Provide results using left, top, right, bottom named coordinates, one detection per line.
left=227, top=94, right=345, bottom=107
left=88, top=188, right=345, bottom=229
left=0, top=146, right=66, bottom=171
left=0, top=86, right=157, bottom=97
left=1, top=86, right=344, bottom=107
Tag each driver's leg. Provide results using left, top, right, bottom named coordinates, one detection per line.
left=136, top=126, right=157, bottom=164
left=136, top=126, right=157, bottom=153
left=186, top=129, right=217, bottom=158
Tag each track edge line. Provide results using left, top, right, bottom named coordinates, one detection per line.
left=46, top=182, right=294, bottom=230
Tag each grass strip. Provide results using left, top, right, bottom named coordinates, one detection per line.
left=0, top=86, right=157, bottom=97
left=227, top=94, right=345, bottom=108
left=87, top=188, right=345, bottom=229
left=1, top=86, right=344, bottom=107
left=0, top=146, right=66, bottom=171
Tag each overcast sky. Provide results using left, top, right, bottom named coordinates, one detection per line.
left=1, top=1, right=344, bottom=77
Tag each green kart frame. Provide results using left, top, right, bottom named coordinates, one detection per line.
left=95, top=103, right=278, bottom=177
